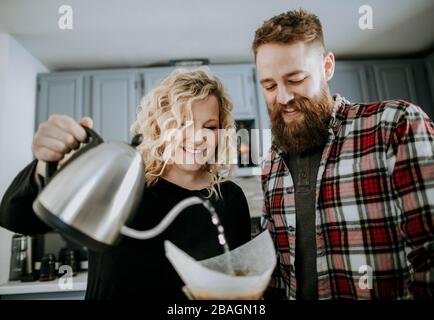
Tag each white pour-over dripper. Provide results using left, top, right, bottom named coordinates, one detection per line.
left=165, top=230, right=277, bottom=300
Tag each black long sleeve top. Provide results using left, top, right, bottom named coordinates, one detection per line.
left=0, top=160, right=252, bottom=300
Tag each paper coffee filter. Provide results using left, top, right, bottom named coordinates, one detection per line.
left=164, top=230, right=276, bottom=298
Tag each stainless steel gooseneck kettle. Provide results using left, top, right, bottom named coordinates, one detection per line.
left=32, top=127, right=213, bottom=252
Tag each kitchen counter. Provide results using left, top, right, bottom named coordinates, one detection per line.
left=0, top=272, right=87, bottom=300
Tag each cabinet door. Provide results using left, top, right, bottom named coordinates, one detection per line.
left=329, top=62, right=371, bottom=103
left=425, top=53, right=434, bottom=109
left=141, top=65, right=258, bottom=120
left=142, top=67, right=175, bottom=95
left=210, top=65, right=258, bottom=120
left=373, top=62, right=418, bottom=104
left=91, top=72, right=138, bottom=142
left=36, top=74, right=85, bottom=128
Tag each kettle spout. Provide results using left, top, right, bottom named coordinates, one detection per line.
left=120, top=196, right=205, bottom=240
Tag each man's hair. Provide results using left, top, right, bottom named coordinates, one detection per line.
left=252, top=9, right=325, bottom=58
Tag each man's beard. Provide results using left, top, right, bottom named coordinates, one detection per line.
left=269, top=83, right=333, bottom=155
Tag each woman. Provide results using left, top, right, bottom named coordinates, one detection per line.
left=0, top=68, right=252, bottom=300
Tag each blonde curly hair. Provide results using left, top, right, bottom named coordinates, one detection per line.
left=130, top=67, right=236, bottom=199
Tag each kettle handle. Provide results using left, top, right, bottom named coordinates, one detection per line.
left=45, top=126, right=104, bottom=184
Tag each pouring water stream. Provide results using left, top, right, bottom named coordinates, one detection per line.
left=120, top=196, right=235, bottom=276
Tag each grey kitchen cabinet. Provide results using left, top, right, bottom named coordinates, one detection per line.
left=37, top=70, right=141, bottom=142
left=372, top=61, right=418, bottom=103
left=91, top=71, right=139, bottom=142
left=140, top=64, right=259, bottom=120
left=328, top=62, right=372, bottom=103
left=37, top=64, right=260, bottom=143
left=328, top=60, right=430, bottom=106
left=36, top=58, right=434, bottom=151
left=425, top=52, right=434, bottom=117
left=36, top=74, right=87, bottom=128
left=142, top=66, right=175, bottom=94
left=210, top=65, right=259, bottom=120
left=372, top=59, right=434, bottom=119
left=412, top=58, right=434, bottom=120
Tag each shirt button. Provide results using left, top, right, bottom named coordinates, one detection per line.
left=286, top=186, right=294, bottom=194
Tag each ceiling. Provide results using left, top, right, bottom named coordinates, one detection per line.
left=0, top=0, right=433, bottom=71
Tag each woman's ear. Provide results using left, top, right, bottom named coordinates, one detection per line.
left=323, top=51, right=335, bottom=82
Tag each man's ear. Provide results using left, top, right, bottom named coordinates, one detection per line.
left=323, top=51, right=335, bottom=82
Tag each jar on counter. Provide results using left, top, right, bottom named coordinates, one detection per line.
left=39, top=253, right=57, bottom=281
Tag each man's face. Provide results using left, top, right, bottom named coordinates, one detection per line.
left=256, top=41, right=335, bottom=154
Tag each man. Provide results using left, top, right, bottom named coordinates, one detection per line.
left=254, top=9, right=434, bottom=299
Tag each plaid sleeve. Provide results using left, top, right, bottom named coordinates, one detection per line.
left=389, top=104, right=434, bottom=299
left=260, top=173, right=287, bottom=300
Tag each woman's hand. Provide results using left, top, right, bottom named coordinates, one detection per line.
left=32, top=115, right=93, bottom=179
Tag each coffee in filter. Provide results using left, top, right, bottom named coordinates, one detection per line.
left=164, top=230, right=276, bottom=299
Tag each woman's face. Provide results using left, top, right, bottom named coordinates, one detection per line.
left=170, top=95, right=220, bottom=173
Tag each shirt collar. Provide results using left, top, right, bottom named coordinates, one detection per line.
left=328, top=94, right=350, bottom=130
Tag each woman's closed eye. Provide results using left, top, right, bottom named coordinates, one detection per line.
left=204, top=126, right=218, bottom=131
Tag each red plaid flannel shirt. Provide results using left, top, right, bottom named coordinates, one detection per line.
left=261, top=95, right=434, bottom=299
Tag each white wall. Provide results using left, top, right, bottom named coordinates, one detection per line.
left=0, top=33, right=48, bottom=284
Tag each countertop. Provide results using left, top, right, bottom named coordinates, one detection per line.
left=0, top=272, right=87, bottom=295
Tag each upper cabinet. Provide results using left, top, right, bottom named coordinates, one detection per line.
left=328, top=62, right=371, bottom=103
left=327, top=59, right=434, bottom=110
left=36, top=64, right=260, bottom=143
left=36, top=58, right=434, bottom=148
left=37, top=70, right=141, bottom=142
left=209, top=65, right=258, bottom=120
left=140, top=64, right=258, bottom=120
left=36, top=74, right=86, bottom=127
left=141, top=66, right=174, bottom=93
left=372, top=61, right=418, bottom=103
left=369, top=59, right=433, bottom=119
left=425, top=52, right=434, bottom=113
left=91, top=71, right=138, bottom=142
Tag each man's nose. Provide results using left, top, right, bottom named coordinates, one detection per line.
left=276, top=86, right=294, bottom=105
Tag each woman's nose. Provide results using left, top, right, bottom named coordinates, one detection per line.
left=193, top=129, right=207, bottom=146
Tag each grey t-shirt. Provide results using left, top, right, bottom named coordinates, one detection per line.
left=285, top=148, right=323, bottom=300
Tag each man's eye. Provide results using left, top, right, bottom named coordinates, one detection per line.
left=264, top=85, right=276, bottom=91
left=205, top=126, right=217, bottom=131
left=289, top=78, right=305, bottom=85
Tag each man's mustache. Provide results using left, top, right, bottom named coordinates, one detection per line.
left=270, top=99, right=307, bottom=119
left=278, top=103, right=301, bottom=111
